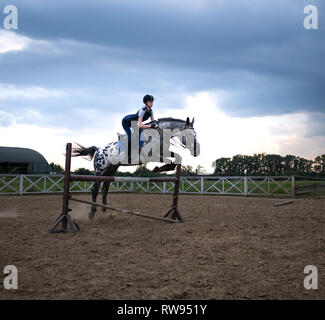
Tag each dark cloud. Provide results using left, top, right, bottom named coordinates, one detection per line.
left=305, top=113, right=325, bottom=138
left=0, top=0, right=324, bottom=134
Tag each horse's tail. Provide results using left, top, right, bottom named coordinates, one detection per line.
left=72, top=143, right=98, bottom=161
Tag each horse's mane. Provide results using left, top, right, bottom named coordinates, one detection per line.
left=157, top=117, right=186, bottom=123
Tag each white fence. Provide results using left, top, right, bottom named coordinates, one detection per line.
left=0, top=174, right=295, bottom=197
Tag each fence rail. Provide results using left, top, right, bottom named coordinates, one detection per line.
left=0, top=174, right=299, bottom=197
left=294, top=182, right=325, bottom=196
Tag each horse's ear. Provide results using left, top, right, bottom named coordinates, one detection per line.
left=186, top=117, right=190, bottom=125
left=191, top=117, right=195, bottom=126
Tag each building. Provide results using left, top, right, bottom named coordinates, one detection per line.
left=0, top=147, right=50, bottom=174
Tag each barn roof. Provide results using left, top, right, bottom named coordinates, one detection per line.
left=0, top=146, right=50, bottom=173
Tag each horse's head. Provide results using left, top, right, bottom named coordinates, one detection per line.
left=181, top=117, right=199, bottom=157
left=155, top=117, right=200, bottom=157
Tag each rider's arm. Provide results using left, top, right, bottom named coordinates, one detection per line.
left=138, top=117, right=152, bottom=129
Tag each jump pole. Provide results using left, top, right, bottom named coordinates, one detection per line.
left=49, top=143, right=183, bottom=233
left=68, top=196, right=180, bottom=223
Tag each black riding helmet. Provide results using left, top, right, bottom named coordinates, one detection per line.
left=143, top=94, right=154, bottom=104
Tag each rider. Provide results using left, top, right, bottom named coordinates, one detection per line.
left=121, top=94, right=157, bottom=149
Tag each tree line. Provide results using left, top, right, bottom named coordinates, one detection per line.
left=49, top=162, right=199, bottom=177
left=213, top=153, right=325, bottom=177
left=50, top=152, right=325, bottom=177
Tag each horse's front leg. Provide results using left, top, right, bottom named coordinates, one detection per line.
left=153, top=162, right=177, bottom=173
left=153, top=154, right=178, bottom=173
left=101, top=181, right=111, bottom=213
left=89, top=181, right=100, bottom=220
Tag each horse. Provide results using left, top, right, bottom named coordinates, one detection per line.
left=71, top=116, right=199, bottom=218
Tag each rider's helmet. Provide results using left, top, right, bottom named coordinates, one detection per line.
left=143, top=94, right=154, bottom=104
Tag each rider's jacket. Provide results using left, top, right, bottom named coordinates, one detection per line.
left=122, top=106, right=153, bottom=126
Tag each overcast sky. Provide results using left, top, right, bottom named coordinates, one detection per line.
left=0, top=0, right=324, bottom=172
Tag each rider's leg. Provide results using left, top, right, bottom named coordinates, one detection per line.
left=122, top=118, right=132, bottom=163
left=139, top=128, right=144, bottom=148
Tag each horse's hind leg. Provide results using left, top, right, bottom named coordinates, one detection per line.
left=100, top=164, right=120, bottom=214
left=89, top=181, right=100, bottom=220
left=101, top=181, right=111, bottom=213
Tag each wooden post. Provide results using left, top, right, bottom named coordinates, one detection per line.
left=244, top=176, right=248, bottom=196
left=164, top=164, right=184, bottom=222
left=49, top=143, right=80, bottom=233
left=129, top=182, right=134, bottom=193
left=19, top=175, right=23, bottom=195
left=291, top=176, right=295, bottom=197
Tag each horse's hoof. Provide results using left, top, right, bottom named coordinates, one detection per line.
left=89, top=212, right=95, bottom=220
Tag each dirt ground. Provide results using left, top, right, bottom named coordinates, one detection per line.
left=0, top=193, right=324, bottom=300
